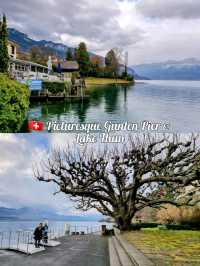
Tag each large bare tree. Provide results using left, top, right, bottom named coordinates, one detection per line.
left=34, top=135, right=200, bottom=230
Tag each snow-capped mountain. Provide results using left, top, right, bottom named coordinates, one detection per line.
left=132, top=58, right=200, bottom=80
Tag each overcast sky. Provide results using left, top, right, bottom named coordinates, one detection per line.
left=0, top=134, right=94, bottom=216
left=0, top=0, right=200, bottom=64
left=0, top=133, right=125, bottom=216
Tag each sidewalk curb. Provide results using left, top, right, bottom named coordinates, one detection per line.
left=110, top=229, right=154, bottom=266
left=108, top=238, right=121, bottom=266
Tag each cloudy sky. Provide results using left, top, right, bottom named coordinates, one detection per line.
left=0, top=0, right=200, bottom=64
left=0, top=133, right=127, bottom=216
left=0, top=133, right=95, bottom=215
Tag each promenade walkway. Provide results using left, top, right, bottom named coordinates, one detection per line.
left=0, top=235, right=109, bottom=266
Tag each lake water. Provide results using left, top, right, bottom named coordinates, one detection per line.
left=28, top=80, right=200, bottom=132
left=0, top=220, right=111, bottom=233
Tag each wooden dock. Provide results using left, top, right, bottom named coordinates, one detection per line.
left=29, top=78, right=90, bottom=102
left=30, top=95, right=90, bottom=102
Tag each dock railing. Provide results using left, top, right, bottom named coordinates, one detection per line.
left=0, top=224, right=112, bottom=252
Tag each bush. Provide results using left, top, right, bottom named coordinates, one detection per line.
left=42, top=81, right=70, bottom=95
left=156, top=204, right=200, bottom=226
left=130, top=223, right=159, bottom=231
left=178, top=206, right=200, bottom=226
left=0, top=74, right=30, bottom=132
left=141, top=227, right=160, bottom=232
left=165, top=224, right=193, bottom=230
left=126, top=74, right=134, bottom=81
left=157, top=225, right=168, bottom=230
left=157, top=204, right=180, bottom=224
left=130, top=223, right=200, bottom=231
left=121, top=72, right=134, bottom=81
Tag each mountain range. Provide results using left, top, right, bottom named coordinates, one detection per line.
left=9, top=28, right=200, bottom=80
left=8, top=28, right=147, bottom=79
left=132, top=58, right=200, bottom=80
left=0, top=207, right=102, bottom=221
left=8, top=28, right=69, bottom=58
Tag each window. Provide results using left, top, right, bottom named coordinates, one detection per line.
left=11, top=45, right=15, bottom=55
left=31, top=66, right=36, bottom=72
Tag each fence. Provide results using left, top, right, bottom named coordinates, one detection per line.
left=0, top=224, right=112, bottom=253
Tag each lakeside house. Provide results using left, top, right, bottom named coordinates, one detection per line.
left=7, top=41, right=81, bottom=83
left=7, top=40, right=57, bottom=81
left=59, top=61, right=79, bottom=79
left=6, top=40, right=87, bottom=99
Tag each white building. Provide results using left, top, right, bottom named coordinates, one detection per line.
left=8, top=40, right=18, bottom=59
left=8, top=40, right=59, bottom=81
left=9, top=58, right=49, bottom=81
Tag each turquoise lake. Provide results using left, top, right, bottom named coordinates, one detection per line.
left=28, top=80, right=200, bottom=132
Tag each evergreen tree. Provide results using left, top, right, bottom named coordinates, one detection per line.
left=0, top=19, right=2, bottom=38
left=76, top=42, right=90, bottom=76
left=0, top=14, right=9, bottom=73
left=66, top=48, right=73, bottom=60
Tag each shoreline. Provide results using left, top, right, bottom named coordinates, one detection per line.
left=85, top=77, right=134, bottom=86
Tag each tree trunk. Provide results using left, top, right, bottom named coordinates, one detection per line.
left=116, top=216, right=132, bottom=231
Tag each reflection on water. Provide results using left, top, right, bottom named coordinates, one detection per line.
left=28, top=81, right=200, bottom=132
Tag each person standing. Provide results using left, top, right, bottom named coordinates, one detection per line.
left=34, top=223, right=43, bottom=248
left=42, top=221, right=49, bottom=243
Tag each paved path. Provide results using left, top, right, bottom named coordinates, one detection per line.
left=0, top=235, right=109, bottom=266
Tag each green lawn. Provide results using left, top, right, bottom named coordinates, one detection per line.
left=85, top=77, right=134, bottom=86
left=123, top=230, right=200, bottom=266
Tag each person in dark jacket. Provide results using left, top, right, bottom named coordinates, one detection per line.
left=34, top=223, right=43, bottom=248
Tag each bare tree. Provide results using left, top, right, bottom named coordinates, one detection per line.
left=34, top=134, right=200, bottom=230
left=113, top=47, right=124, bottom=65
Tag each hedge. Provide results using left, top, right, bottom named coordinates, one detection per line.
left=129, top=223, right=200, bottom=231
left=42, top=81, right=70, bottom=95
left=0, top=74, right=30, bottom=132
left=166, top=224, right=200, bottom=230
left=129, top=223, right=159, bottom=230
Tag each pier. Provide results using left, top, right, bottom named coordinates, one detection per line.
left=30, top=79, right=90, bottom=102
left=0, top=225, right=104, bottom=255
left=0, top=235, right=109, bottom=266
left=0, top=225, right=109, bottom=266
left=30, top=94, right=90, bottom=102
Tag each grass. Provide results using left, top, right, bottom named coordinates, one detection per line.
left=123, top=230, right=200, bottom=266
left=85, top=77, right=134, bottom=86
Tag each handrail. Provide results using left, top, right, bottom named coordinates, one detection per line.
left=0, top=224, right=112, bottom=252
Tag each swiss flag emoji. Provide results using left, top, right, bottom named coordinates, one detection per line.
left=28, top=121, right=44, bottom=131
